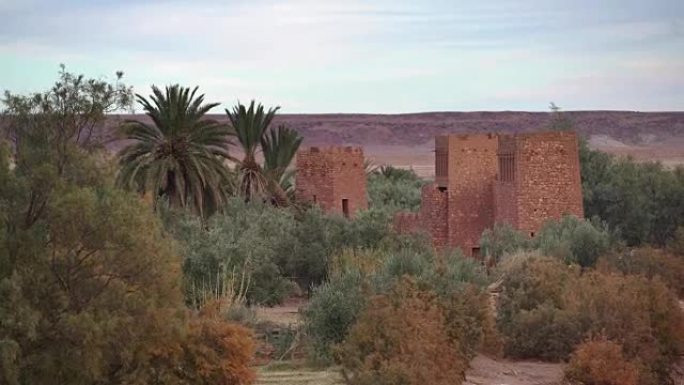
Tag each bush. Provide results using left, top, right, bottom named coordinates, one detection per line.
left=480, top=223, right=530, bottom=265
left=597, top=247, right=684, bottom=297
left=440, top=284, right=502, bottom=358
left=168, top=316, right=256, bottom=385
left=334, top=278, right=466, bottom=385
left=565, top=339, right=640, bottom=385
left=497, top=254, right=684, bottom=384
left=303, top=272, right=366, bottom=364
left=534, top=215, right=614, bottom=268
left=367, top=167, right=424, bottom=214
left=566, top=272, right=684, bottom=384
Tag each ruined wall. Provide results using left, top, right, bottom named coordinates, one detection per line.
left=392, top=184, right=448, bottom=247
left=419, top=183, right=449, bottom=248
left=295, top=146, right=367, bottom=218
left=515, top=131, right=584, bottom=235
left=445, top=134, right=499, bottom=256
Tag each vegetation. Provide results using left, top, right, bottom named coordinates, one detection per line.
left=4, top=68, right=684, bottom=385
left=580, top=138, right=684, bottom=247
left=496, top=255, right=684, bottom=384
left=335, top=278, right=467, bottom=385
left=117, top=85, right=233, bottom=217
left=226, top=101, right=302, bottom=205
left=367, top=165, right=424, bottom=215
left=0, top=68, right=255, bottom=385
left=564, top=339, right=640, bottom=385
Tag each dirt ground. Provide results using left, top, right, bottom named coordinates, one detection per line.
left=257, top=355, right=564, bottom=385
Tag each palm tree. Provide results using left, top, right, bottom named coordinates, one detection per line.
left=261, top=124, right=303, bottom=200
left=225, top=101, right=275, bottom=201
left=117, top=85, right=233, bottom=217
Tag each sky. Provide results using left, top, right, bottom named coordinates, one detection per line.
left=1, top=0, right=683, bottom=113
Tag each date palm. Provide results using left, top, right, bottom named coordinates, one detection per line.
left=226, top=101, right=303, bottom=205
left=262, top=124, right=303, bottom=200
left=117, top=85, right=233, bottom=217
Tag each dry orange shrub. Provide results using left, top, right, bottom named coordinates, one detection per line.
left=334, top=278, right=467, bottom=385
left=565, top=339, right=640, bottom=385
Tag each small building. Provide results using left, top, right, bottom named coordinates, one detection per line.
left=295, top=146, right=368, bottom=218
left=394, top=131, right=584, bottom=257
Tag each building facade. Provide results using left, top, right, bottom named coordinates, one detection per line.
left=394, top=131, right=584, bottom=257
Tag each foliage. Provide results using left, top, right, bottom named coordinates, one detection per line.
left=564, top=339, right=640, bottom=385
left=0, top=70, right=257, bottom=385
left=334, top=278, right=467, bottom=385
left=2, top=64, right=133, bottom=155
left=597, top=247, right=684, bottom=297
left=306, top=244, right=491, bottom=365
left=171, top=198, right=295, bottom=306
left=479, top=223, right=531, bottom=265
left=117, top=85, right=232, bottom=217
left=261, top=125, right=302, bottom=198
left=160, top=314, right=256, bottom=385
left=303, top=272, right=366, bottom=364
left=533, top=215, right=614, bottom=268
left=497, top=256, right=582, bottom=360
left=440, top=284, right=502, bottom=359
left=367, top=166, right=423, bottom=214
left=497, top=255, right=684, bottom=384
left=226, top=101, right=301, bottom=205
left=580, top=139, right=684, bottom=246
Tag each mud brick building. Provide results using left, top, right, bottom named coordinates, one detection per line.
left=295, top=146, right=368, bottom=218
left=394, top=131, right=584, bottom=257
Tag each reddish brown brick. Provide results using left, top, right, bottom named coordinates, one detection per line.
left=295, top=146, right=367, bottom=218
left=394, top=131, right=584, bottom=257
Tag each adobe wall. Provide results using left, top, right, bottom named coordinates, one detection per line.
left=419, top=183, right=449, bottom=248
left=295, top=146, right=367, bottom=218
left=445, top=134, right=499, bottom=256
left=392, top=184, right=448, bottom=247
left=493, top=135, right=519, bottom=227
left=515, top=131, right=584, bottom=235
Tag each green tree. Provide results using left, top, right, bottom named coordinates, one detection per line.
left=117, top=85, right=233, bottom=217
left=226, top=101, right=274, bottom=200
left=261, top=124, right=303, bottom=201
left=1, top=69, right=255, bottom=385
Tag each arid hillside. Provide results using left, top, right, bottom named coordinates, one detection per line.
left=98, top=110, right=684, bottom=176
left=107, top=110, right=684, bottom=146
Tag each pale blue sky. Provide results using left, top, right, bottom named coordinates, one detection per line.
left=1, top=0, right=683, bottom=113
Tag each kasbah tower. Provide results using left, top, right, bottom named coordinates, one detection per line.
left=296, top=131, right=584, bottom=258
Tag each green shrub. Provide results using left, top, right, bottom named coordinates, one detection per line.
left=534, top=215, right=614, bottom=268
left=334, top=278, right=466, bottom=385
left=367, top=167, right=424, bottom=214
left=302, top=272, right=366, bottom=364
left=565, top=339, right=640, bottom=385
left=172, top=198, right=295, bottom=306
left=480, top=223, right=530, bottom=264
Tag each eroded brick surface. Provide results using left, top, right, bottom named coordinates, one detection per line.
left=295, top=146, right=367, bottom=218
